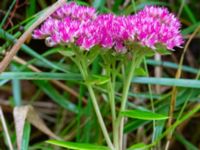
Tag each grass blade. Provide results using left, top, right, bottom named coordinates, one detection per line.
left=0, top=0, right=16, bottom=28
left=121, top=109, right=168, bottom=120
left=35, top=80, right=78, bottom=113
left=0, top=72, right=81, bottom=81
left=11, top=64, right=21, bottom=106
left=21, top=122, right=31, bottom=150
left=127, top=143, right=150, bottom=150
left=46, top=140, right=109, bottom=150
left=2, top=72, right=200, bottom=89
left=132, top=77, right=200, bottom=88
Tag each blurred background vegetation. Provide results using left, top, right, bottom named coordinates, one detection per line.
left=0, top=0, right=200, bottom=150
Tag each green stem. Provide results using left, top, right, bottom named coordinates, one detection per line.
left=116, top=52, right=143, bottom=150
left=109, top=81, right=116, bottom=125
left=103, top=55, right=118, bottom=149
left=106, top=63, right=117, bottom=149
left=77, top=59, right=114, bottom=150
left=87, top=85, right=114, bottom=150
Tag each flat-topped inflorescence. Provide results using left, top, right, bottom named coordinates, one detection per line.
left=133, top=6, right=183, bottom=50
left=33, top=2, right=184, bottom=53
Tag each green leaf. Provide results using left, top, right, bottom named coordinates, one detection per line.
left=46, top=140, right=109, bottom=150
left=132, top=77, right=200, bottom=89
left=127, top=143, right=150, bottom=150
left=3, top=72, right=200, bottom=89
left=59, top=50, right=75, bottom=57
left=11, top=64, right=22, bottom=106
left=0, top=72, right=82, bottom=81
left=134, top=68, right=147, bottom=76
left=121, top=109, right=168, bottom=120
left=86, top=75, right=110, bottom=85
left=35, top=81, right=78, bottom=113
left=21, top=122, right=31, bottom=150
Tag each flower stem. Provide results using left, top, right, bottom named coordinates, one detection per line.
left=107, top=68, right=117, bottom=149
left=87, top=85, right=114, bottom=150
left=77, top=60, right=114, bottom=150
left=116, top=51, right=143, bottom=150
left=103, top=55, right=117, bottom=149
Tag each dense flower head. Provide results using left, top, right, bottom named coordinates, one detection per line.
left=76, top=14, right=133, bottom=51
left=133, top=6, right=183, bottom=49
left=33, top=2, right=184, bottom=53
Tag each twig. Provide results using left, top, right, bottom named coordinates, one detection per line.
left=4, top=0, right=19, bottom=29
left=0, top=0, right=66, bottom=73
left=0, top=9, right=23, bottom=20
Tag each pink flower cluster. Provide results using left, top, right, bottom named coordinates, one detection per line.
left=33, top=2, right=183, bottom=52
left=133, top=6, right=183, bottom=50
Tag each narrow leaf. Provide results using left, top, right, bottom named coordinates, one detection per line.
left=47, top=140, right=109, bottom=150
left=86, top=75, right=110, bottom=85
left=21, top=122, right=31, bottom=150
left=35, top=81, right=78, bottom=113
left=121, top=109, right=168, bottom=120
left=127, top=143, right=150, bottom=150
left=0, top=72, right=81, bottom=81
left=132, top=77, right=200, bottom=88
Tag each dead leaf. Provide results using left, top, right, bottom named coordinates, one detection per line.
left=13, top=105, right=60, bottom=150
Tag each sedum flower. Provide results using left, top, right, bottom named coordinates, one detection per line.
left=33, top=2, right=184, bottom=53
left=133, top=6, right=184, bottom=50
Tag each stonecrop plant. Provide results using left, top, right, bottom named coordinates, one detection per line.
left=33, top=2, right=183, bottom=150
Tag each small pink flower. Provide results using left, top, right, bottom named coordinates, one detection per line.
left=133, top=6, right=184, bottom=50
left=33, top=2, right=184, bottom=53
